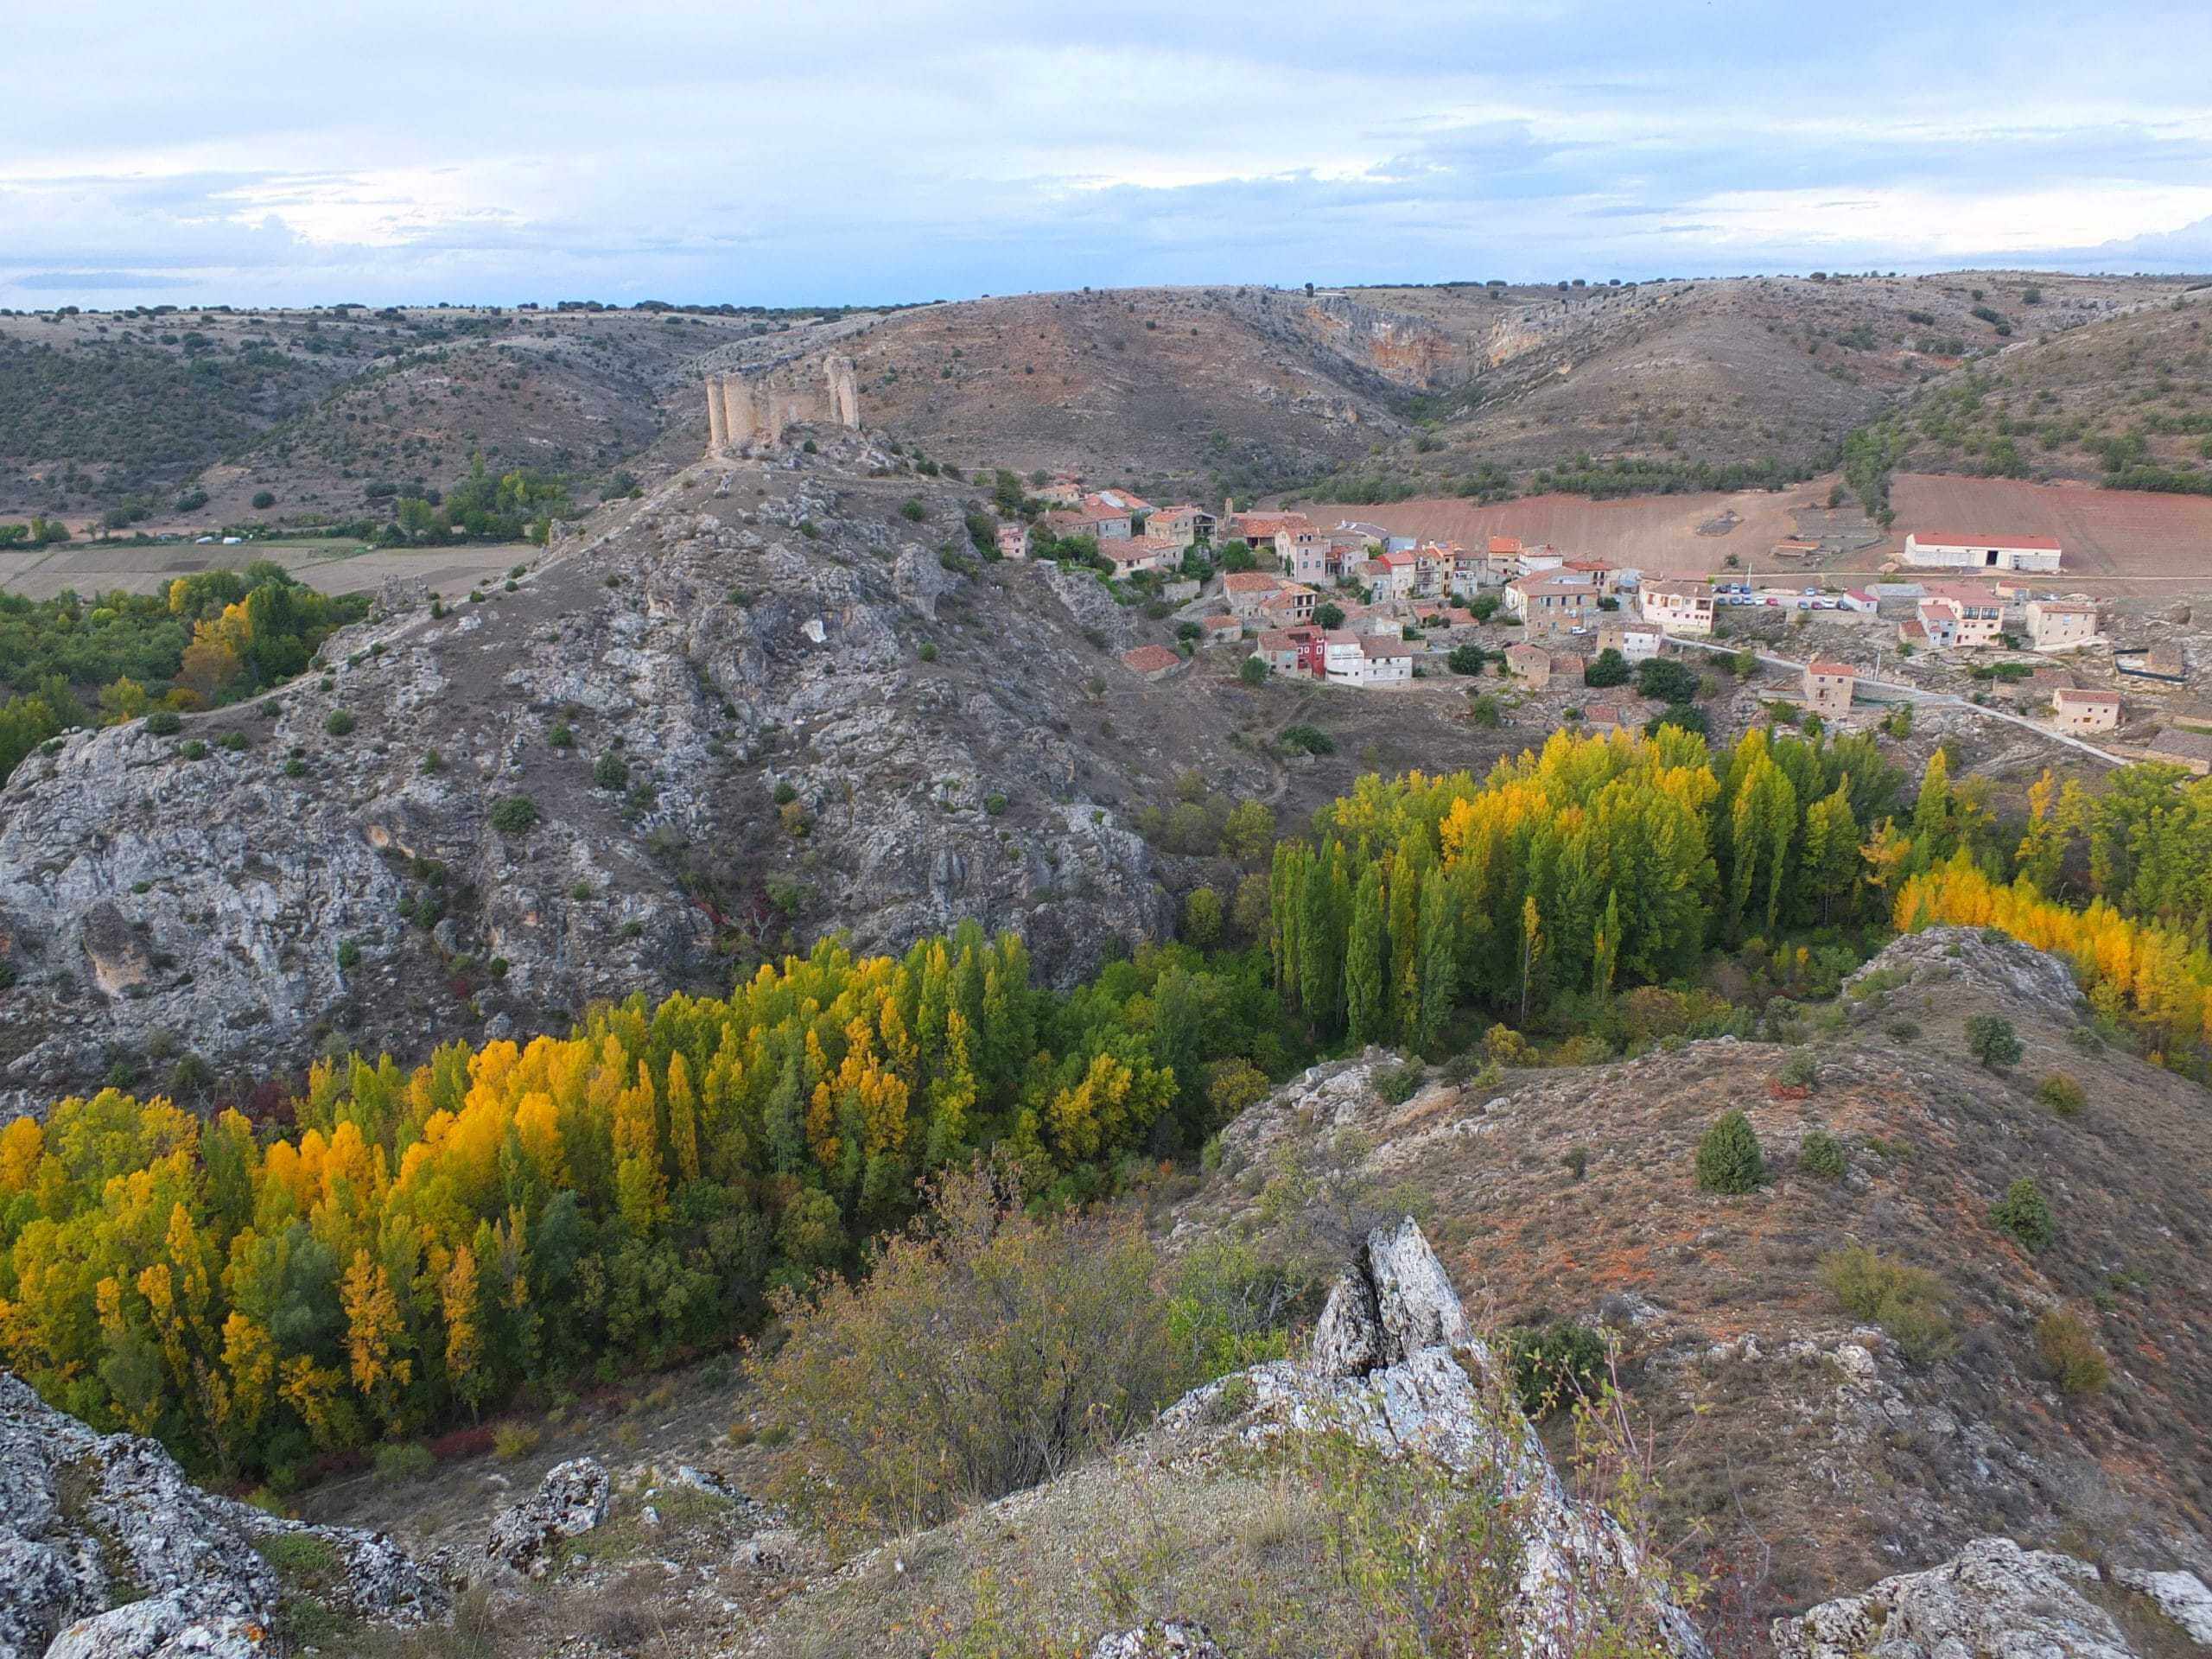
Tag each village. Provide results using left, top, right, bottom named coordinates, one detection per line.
left=995, top=476, right=2212, bottom=777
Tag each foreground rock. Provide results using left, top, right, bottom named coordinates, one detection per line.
left=1772, top=1535, right=2212, bottom=1658
left=0, top=1373, right=437, bottom=1659
left=1161, top=1217, right=1708, bottom=1658
left=1090, top=1624, right=1225, bottom=1659
left=486, top=1456, right=613, bottom=1578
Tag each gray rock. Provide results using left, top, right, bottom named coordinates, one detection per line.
left=486, top=1458, right=612, bottom=1577
left=1161, top=1221, right=1706, bottom=1657
left=1772, top=1535, right=2212, bottom=1658
left=0, top=1372, right=438, bottom=1659
left=1090, top=1622, right=1224, bottom=1658
left=2110, top=1567, right=2212, bottom=1643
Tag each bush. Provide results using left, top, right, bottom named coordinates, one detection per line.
left=1818, top=1246, right=1957, bottom=1362
left=144, top=709, right=182, bottom=735
left=323, top=709, right=355, bottom=737
left=1239, top=655, right=1268, bottom=686
left=251, top=490, right=276, bottom=510
left=1446, top=644, right=1486, bottom=676
left=492, top=1422, right=542, bottom=1460
left=918, top=642, right=938, bottom=663
left=216, top=729, right=247, bottom=752
left=1887, top=1018, right=1922, bottom=1042
left=1991, top=1177, right=2055, bottom=1253
left=1777, top=1050, right=1820, bottom=1091
left=1965, top=1014, right=2023, bottom=1071
left=1374, top=1062, right=1426, bottom=1104
left=1799, top=1128, right=1846, bottom=1179
left=1164, top=1237, right=1314, bottom=1381
left=179, top=739, right=207, bottom=761
left=899, top=498, right=926, bottom=522
left=1634, top=657, right=1700, bottom=703
left=1694, top=1110, right=1765, bottom=1194
left=1279, top=723, right=1334, bottom=756
left=372, top=1441, right=435, bottom=1483
left=1583, top=648, right=1630, bottom=688
left=1467, top=693, right=1503, bottom=728
left=2036, top=1073, right=2085, bottom=1117
left=2035, top=1309, right=2109, bottom=1394
left=488, top=795, right=541, bottom=837
left=594, top=753, right=629, bottom=790
left=747, top=1161, right=1179, bottom=1541
left=982, top=791, right=1007, bottom=816
left=1501, top=1322, right=1609, bottom=1419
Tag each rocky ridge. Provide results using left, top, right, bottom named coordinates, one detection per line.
left=0, top=429, right=1262, bottom=1108
left=0, top=1373, right=437, bottom=1659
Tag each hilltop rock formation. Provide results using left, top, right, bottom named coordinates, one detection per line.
left=0, top=1373, right=437, bottom=1659
left=0, top=438, right=1224, bottom=1108
left=1162, top=1217, right=1708, bottom=1656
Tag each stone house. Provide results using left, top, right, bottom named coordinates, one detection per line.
left=1256, top=584, right=1320, bottom=626
left=1101, top=534, right=1185, bottom=575
left=1639, top=580, right=1714, bottom=636
left=2025, top=599, right=2098, bottom=651
left=995, top=521, right=1033, bottom=560
left=1198, top=612, right=1243, bottom=645
left=2051, top=687, right=2120, bottom=734
left=1802, top=659, right=1856, bottom=720
left=1505, top=642, right=1552, bottom=686
left=1224, top=571, right=1289, bottom=618
left=1224, top=510, right=1310, bottom=550
left=1506, top=571, right=1598, bottom=631
left=1276, top=524, right=1337, bottom=583
left=1147, top=505, right=1216, bottom=547
left=1596, top=620, right=1661, bottom=663
left=1119, top=644, right=1184, bottom=681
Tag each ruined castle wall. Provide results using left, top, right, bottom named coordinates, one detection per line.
left=705, top=378, right=728, bottom=450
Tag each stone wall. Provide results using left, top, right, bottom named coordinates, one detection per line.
left=706, top=354, right=862, bottom=454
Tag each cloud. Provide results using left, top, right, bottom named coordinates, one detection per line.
left=4, top=1, right=2210, bottom=306
left=11, top=270, right=198, bottom=290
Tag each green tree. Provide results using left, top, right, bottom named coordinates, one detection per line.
left=1181, top=886, right=1223, bottom=950
left=1990, top=1177, right=2054, bottom=1252
left=1583, top=648, right=1630, bottom=688
left=1695, top=1110, right=1766, bottom=1194
left=1344, top=866, right=1388, bottom=1046
left=1634, top=657, right=1699, bottom=703
left=1964, top=1014, right=2022, bottom=1071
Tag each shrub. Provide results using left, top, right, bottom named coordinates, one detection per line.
left=1165, top=1237, right=1315, bottom=1381
left=372, top=1441, right=435, bottom=1483
left=179, top=739, right=207, bottom=761
left=1991, top=1178, right=2055, bottom=1253
left=1583, top=648, right=1630, bottom=688
left=593, top=753, right=628, bottom=790
left=771, top=779, right=798, bottom=805
left=1887, top=1018, right=1922, bottom=1042
left=982, top=791, right=1007, bottom=816
left=549, top=721, right=574, bottom=749
left=1965, top=1014, right=2023, bottom=1071
left=420, top=748, right=443, bottom=774
left=1279, top=723, right=1334, bottom=756
left=747, top=1160, right=1179, bottom=1541
left=144, top=709, right=182, bottom=735
left=1467, top=693, right=1503, bottom=728
left=918, top=642, right=938, bottom=662
left=488, top=795, right=541, bottom=837
left=492, top=1422, right=542, bottom=1460
left=324, top=709, right=355, bottom=737
left=1799, top=1128, right=1846, bottom=1179
left=899, top=498, right=927, bottom=522
left=251, top=490, right=276, bottom=510
left=2036, top=1073, right=2085, bottom=1117
left=1818, top=1246, right=1957, bottom=1362
left=1694, top=1110, right=1765, bottom=1194
left=1239, top=655, right=1268, bottom=686
left=1482, top=1023, right=1531, bottom=1065
left=1501, top=1322, right=1608, bottom=1419
left=1446, top=644, right=1486, bottom=676
left=1777, top=1050, right=1819, bottom=1091
left=1634, top=657, right=1700, bottom=703
left=1374, top=1062, right=1425, bottom=1104
left=336, top=940, right=361, bottom=971
left=1560, top=1146, right=1589, bottom=1181
left=2036, top=1310, right=2109, bottom=1394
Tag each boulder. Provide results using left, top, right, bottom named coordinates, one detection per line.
left=486, top=1458, right=612, bottom=1577
left=1772, top=1535, right=2212, bottom=1659
left=1160, top=1219, right=1707, bottom=1658
left=0, top=1372, right=438, bottom=1659
left=1090, top=1623, right=1225, bottom=1658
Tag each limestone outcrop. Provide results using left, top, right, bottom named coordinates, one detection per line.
left=0, top=1373, right=437, bottom=1659
left=1161, top=1218, right=1707, bottom=1657
left=1771, top=1535, right=2212, bottom=1658
left=1090, top=1624, right=1225, bottom=1659
left=486, top=1457, right=613, bottom=1578
left=0, top=447, right=1185, bottom=1107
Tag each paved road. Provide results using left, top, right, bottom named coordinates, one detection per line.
left=1665, top=633, right=2130, bottom=768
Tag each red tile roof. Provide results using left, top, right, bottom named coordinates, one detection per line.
left=1120, top=645, right=1182, bottom=674
left=2054, top=687, right=2120, bottom=704
left=1806, top=660, right=1855, bottom=677
left=1223, top=572, right=1285, bottom=593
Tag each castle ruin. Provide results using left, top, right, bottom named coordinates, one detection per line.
left=705, top=354, right=860, bottom=454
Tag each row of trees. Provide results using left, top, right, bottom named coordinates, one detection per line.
left=0, top=565, right=367, bottom=782
left=383, top=455, right=573, bottom=545
left=0, top=928, right=1288, bottom=1481
left=1265, top=726, right=1933, bottom=1045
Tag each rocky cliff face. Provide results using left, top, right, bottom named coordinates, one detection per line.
left=0, top=1373, right=437, bottom=1659
left=0, top=432, right=1228, bottom=1109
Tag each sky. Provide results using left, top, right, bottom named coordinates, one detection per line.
left=7, top=0, right=2212, bottom=311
